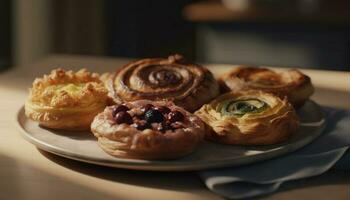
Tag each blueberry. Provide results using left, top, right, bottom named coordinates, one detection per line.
left=133, top=120, right=150, bottom=130
left=114, top=111, right=133, bottom=124
left=171, top=122, right=184, bottom=129
left=157, top=122, right=172, bottom=133
left=141, top=104, right=154, bottom=113
left=112, top=104, right=129, bottom=117
left=144, top=109, right=164, bottom=123
left=154, top=106, right=171, bottom=114
left=167, top=111, right=184, bottom=123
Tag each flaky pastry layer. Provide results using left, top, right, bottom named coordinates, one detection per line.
left=195, top=90, right=299, bottom=145
left=219, top=66, right=314, bottom=107
left=25, top=68, right=108, bottom=131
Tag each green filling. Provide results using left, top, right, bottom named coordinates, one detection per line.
left=220, top=99, right=268, bottom=117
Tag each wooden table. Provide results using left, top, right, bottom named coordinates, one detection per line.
left=1, top=55, right=350, bottom=200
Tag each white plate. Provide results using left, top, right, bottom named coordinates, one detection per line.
left=16, top=101, right=325, bottom=171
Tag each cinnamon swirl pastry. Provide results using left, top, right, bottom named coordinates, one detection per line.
left=219, top=66, right=314, bottom=107
left=106, top=54, right=220, bottom=112
left=25, top=68, right=108, bottom=131
left=91, top=100, right=205, bottom=159
left=195, top=90, right=299, bottom=145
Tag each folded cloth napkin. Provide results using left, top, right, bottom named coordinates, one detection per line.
left=198, top=108, right=350, bottom=199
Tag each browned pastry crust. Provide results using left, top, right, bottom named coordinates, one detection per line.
left=195, top=90, right=299, bottom=145
left=219, top=66, right=314, bottom=107
left=106, top=54, right=220, bottom=112
left=91, top=100, right=205, bottom=159
left=25, top=68, right=108, bottom=131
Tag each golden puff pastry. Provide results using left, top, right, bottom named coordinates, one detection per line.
left=91, top=100, right=205, bottom=160
left=106, top=54, right=220, bottom=112
left=195, top=90, right=299, bottom=145
left=25, top=68, right=108, bottom=131
left=219, top=66, right=314, bottom=108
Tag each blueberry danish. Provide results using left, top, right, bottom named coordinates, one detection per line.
left=91, top=100, right=205, bottom=159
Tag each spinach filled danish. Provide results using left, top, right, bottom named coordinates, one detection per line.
left=219, top=66, right=314, bottom=107
left=195, top=90, right=299, bottom=145
left=106, top=54, right=220, bottom=112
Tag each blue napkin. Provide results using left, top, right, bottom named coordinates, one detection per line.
left=198, top=108, right=350, bottom=199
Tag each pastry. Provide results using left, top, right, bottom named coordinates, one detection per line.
left=219, top=66, right=314, bottom=107
left=91, top=100, right=205, bottom=159
left=195, top=90, right=299, bottom=145
left=106, top=54, right=220, bottom=112
left=25, top=68, right=108, bottom=131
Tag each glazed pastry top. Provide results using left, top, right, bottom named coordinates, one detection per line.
left=220, top=67, right=309, bottom=90
left=107, top=54, right=219, bottom=111
left=219, top=66, right=314, bottom=108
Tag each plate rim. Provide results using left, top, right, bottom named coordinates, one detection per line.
left=15, top=101, right=326, bottom=171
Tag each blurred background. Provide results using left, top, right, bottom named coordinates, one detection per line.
left=1, top=0, right=350, bottom=71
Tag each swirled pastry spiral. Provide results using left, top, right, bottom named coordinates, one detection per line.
left=106, top=54, right=220, bottom=112
left=91, top=100, right=205, bottom=159
left=25, top=68, right=108, bottom=131
left=219, top=66, right=314, bottom=107
left=195, top=90, right=299, bottom=145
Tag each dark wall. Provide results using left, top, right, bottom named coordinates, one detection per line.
left=105, top=0, right=196, bottom=59
left=199, top=22, right=350, bottom=71
left=52, top=0, right=105, bottom=55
